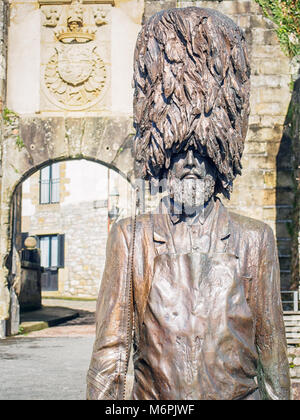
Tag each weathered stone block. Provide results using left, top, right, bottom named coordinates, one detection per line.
left=231, top=186, right=265, bottom=207
left=263, top=171, right=276, bottom=188
left=264, top=141, right=281, bottom=157
left=260, top=115, right=286, bottom=128
left=253, top=44, right=287, bottom=59
left=20, top=117, right=68, bottom=167
left=254, top=102, right=286, bottom=116
left=262, top=207, right=276, bottom=221
left=237, top=15, right=250, bottom=29
left=0, top=320, right=6, bottom=339
left=276, top=220, right=292, bottom=239
left=263, top=29, right=280, bottom=45
left=244, top=141, right=267, bottom=155
left=293, top=357, right=300, bottom=366
left=7, top=288, right=19, bottom=336
left=250, top=28, right=267, bottom=45
left=251, top=74, right=291, bottom=89
left=144, top=0, right=176, bottom=21
left=242, top=154, right=276, bottom=171
left=292, top=383, right=300, bottom=401
left=260, top=88, right=291, bottom=105
left=276, top=170, right=294, bottom=189
left=250, top=14, right=275, bottom=30
left=279, top=255, right=291, bottom=271
left=236, top=169, right=265, bottom=188
left=252, top=57, right=291, bottom=76
left=290, top=367, right=300, bottom=378
left=248, top=115, right=260, bottom=125
left=279, top=271, right=292, bottom=290
left=274, top=206, right=293, bottom=221
left=224, top=0, right=252, bottom=15
left=247, top=126, right=281, bottom=142
left=263, top=189, right=276, bottom=206
left=275, top=189, right=295, bottom=206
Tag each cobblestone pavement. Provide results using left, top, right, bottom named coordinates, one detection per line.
left=0, top=299, right=97, bottom=400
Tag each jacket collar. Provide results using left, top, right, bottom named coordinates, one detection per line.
left=168, top=196, right=215, bottom=225
left=153, top=197, right=231, bottom=246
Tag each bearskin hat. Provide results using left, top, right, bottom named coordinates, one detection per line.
left=133, top=7, right=251, bottom=196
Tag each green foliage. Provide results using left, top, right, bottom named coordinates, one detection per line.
left=254, top=0, right=300, bottom=57
left=15, top=135, right=24, bottom=151
left=2, top=107, right=25, bottom=151
left=289, top=78, right=295, bottom=92
left=2, top=107, right=18, bottom=124
left=286, top=220, right=294, bottom=237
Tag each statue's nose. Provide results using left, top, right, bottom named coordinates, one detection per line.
left=186, top=149, right=195, bottom=167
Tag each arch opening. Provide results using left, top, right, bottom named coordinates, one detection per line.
left=5, top=158, right=134, bottom=335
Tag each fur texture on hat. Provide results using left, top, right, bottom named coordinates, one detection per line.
left=133, top=7, right=251, bottom=196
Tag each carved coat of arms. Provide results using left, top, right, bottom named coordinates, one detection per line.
left=43, top=0, right=107, bottom=110
left=57, top=45, right=93, bottom=86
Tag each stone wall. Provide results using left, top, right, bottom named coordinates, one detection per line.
left=288, top=347, right=300, bottom=400
left=288, top=77, right=300, bottom=290
left=28, top=200, right=108, bottom=297
left=0, top=0, right=7, bottom=108
left=143, top=0, right=176, bottom=21
left=0, top=0, right=9, bottom=335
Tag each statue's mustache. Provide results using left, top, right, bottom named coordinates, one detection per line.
left=180, top=170, right=203, bottom=180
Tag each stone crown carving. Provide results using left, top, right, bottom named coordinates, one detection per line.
left=54, top=0, right=96, bottom=42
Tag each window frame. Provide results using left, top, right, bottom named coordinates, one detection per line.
left=36, top=234, right=65, bottom=269
left=39, top=163, right=60, bottom=204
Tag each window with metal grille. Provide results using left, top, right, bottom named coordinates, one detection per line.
left=39, top=163, right=60, bottom=204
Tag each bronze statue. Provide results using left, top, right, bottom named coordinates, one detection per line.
left=87, top=7, right=291, bottom=400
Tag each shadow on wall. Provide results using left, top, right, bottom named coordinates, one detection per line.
left=276, top=70, right=300, bottom=291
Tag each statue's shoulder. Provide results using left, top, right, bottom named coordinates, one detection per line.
left=113, top=213, right=153, bottom=237
left=227, top=209, right=274, bottom=239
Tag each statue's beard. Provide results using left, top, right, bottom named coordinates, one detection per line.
left=168, top=175, right=216, bottom=214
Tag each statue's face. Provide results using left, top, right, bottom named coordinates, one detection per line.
left=167, top=148, right=216, bottom=213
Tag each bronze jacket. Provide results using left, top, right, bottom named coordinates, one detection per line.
left=86, top=201, right=290, bottom=400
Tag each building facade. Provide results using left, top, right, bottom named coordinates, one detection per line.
left=22, top=160, right=132, bottom=297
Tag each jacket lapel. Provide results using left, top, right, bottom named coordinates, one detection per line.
left=133, top=212, right=171, bottom=329
left=214, top=200, right=237, bottom=256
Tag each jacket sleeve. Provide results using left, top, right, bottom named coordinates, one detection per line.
left=86, top=220, right=131, bottom=400
left=255, top=224, right=291, bottom=400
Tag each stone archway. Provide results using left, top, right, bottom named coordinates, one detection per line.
left=0, top=115, right=135, bottom=336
